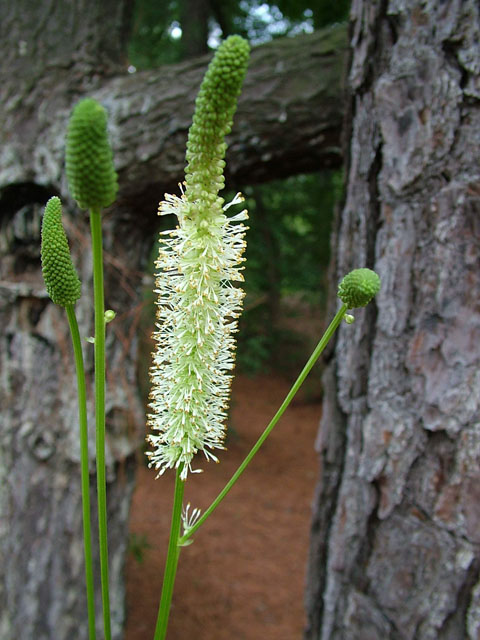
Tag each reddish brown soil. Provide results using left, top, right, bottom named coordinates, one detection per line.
left=125, top=373, right=322, bottom=640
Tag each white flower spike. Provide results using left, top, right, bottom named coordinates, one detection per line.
left=147, top=36, right=250, bottom=480
left=147, top=190, right=248, bottom=479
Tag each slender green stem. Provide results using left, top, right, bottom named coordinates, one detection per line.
left=65, top=304, right=97, bottom=640
left=178, top=303, right=348, bottom=545
left=90, top=208, right=111, bottom=640
left=153, top=466, right=186, bottom=640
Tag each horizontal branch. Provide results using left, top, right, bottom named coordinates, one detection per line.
left=102, top=25, right=347, bottom=208
left=0, top=26, right=347, bottom=216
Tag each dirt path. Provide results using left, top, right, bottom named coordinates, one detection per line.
left=125, top=374, right=322, bottom=640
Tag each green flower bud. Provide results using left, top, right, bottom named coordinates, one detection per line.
left=41, top=196, right=81, bottom=307
left=337, top=268, right=381, bottom=308
left=185, top=35, right=250, bottom=206
left=104, top=309, right=116, bottom=323
left=65, top=98, right=118, bottom=210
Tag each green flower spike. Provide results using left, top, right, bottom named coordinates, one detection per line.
left=65, top=98, right=118, bottom=211
left=337, top=268, right=381, bottom=308
left=41, top=196, right=81, bottom=307
left=184, top=34, right=250, bottom=212
left=148, top=36, right=250, bottom=481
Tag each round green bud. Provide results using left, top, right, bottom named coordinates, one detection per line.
left=41, top=196, right=82, bottom=307
left=337, top=268, right=381, bottom=308
left=65, top=98, right=118, bottom=210
left=344, top=313, right=355, bottom=324
left=104, top=309, right=116, bottom=323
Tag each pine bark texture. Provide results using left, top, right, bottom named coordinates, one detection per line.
left=305, top=1, right=480, bottom=639
left=0, top=2, right=347, bottom=638
left=0, top=3, right=139, bottom=638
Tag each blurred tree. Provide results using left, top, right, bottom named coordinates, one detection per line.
left=129, top=0, right=350, bottom=67
left=276, top=0, right=350, bottom=29
left=179, top=0, right=210, bottom=57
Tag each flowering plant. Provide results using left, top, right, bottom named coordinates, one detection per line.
left=40, top=34, right=380, bottom=640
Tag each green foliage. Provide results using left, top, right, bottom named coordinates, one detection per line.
left=128, top=0, right=351, bottom=69
left=40, top=196, right=82, bottom=307
left=128, top=532, right=152, bottom=563
left=65, top=98, right=118, bottom=211
left=235, top=170, right=342, bottom=374
left=236, top=331, right=273, bottom=374
left=242, top=171, right=341, bottom=296
left=128, top=0, right=183, bottom=68
left=275, top=0, right=350, bottom=29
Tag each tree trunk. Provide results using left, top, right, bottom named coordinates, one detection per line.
left=179, top=0, right=210, bottom=58
left=0, top=3, right=348, bottom=637
left=0, top=2, right=140, bottom=639
left=305, top=1, right=480, bottom=639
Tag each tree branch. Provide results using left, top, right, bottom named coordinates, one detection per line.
left=109, top=26, right=348, bottom=208
left=0, top=25, right=347, bottom=219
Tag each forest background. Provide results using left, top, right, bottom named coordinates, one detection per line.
left=1, top=0, right=479, bottom=639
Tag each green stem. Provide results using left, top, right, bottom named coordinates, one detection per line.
left=178, top=303, right=348, bottom=546
left=153, top=466, right=186, bottom=640
left=65, top=304, right=97, bottom=640
left=90, top=208, right=111, bottom=640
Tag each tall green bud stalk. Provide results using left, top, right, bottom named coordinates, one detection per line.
left=40, top=197, right=96, bottom=640
left=65, top=98, right=118, bottom=640
left=148, top=36, right=250, bottom=640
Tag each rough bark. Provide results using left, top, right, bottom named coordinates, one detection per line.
left=0, top=2, right=347, bottom=638
left=305, top=1, right=480, bottom=639
left=0, top=2, right=140, bottom=639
